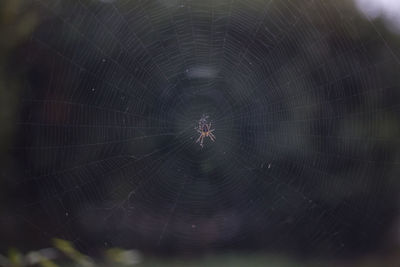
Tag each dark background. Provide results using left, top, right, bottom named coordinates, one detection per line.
left=1, top=0, right=400, bottom=264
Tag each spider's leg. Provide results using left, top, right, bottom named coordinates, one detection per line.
left=196, top=134, right=202, bottom=143
left=209, top=129, right=215, bottom=133
left=209, top=132, right=216, bottom=141
left=200, top=136, right=204, bottom=147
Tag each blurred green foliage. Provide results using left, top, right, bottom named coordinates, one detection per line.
left=0, top=0, right=38, bottom=157
left=53, top=239, right=94, bottom=267
left=0, top=237, right=400, bottom=267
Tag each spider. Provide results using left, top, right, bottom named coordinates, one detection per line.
left=195, top=117, right=216, bottom=147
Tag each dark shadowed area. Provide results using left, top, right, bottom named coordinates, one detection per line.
left=1, top=0, right=400, bottom=266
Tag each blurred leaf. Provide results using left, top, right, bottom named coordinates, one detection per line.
left=8, top=248, right=23, bottom=267
left=52, top=238, right=94, bottom=267
left=26, top=251, right=60, bottom=267
left=106, top=248, right=142, bottom=265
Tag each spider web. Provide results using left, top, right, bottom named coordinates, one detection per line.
left=6, top=0, right=400, bottom=257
